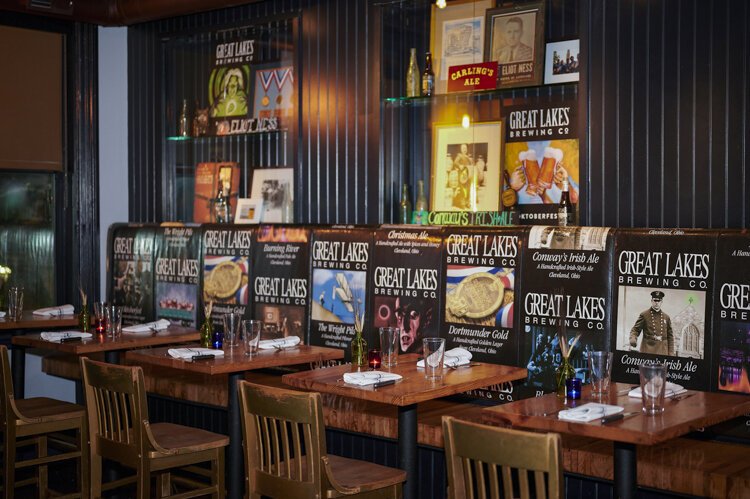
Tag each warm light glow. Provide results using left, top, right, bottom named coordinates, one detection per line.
left=461, top=114, right=471, bottom=129
left=436, top=0, right=447, bottom=9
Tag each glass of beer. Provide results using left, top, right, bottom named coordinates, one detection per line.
left=520, top=150, right=540, bottom=195
left=539, top=147, right=563, bottom=190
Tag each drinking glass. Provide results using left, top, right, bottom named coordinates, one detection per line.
left=222, top=312, right=242, bottom=349
left=639, top=361, right=667, bottom=415
left=423, top=337, right=446, bottom=380
left=242, top=320, right=262, bottom=356
left=589, top=351, right=613, bottom=396
left=7, top=286, right=23, bottom=321
left=93, top=301, right=107, bottom=335
left=105, top=305, right=122, bottom=339
left=379, top=327, right=399, bottom=367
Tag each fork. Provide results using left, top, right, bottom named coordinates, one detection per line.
left=447, top=362, right=479, bottom=370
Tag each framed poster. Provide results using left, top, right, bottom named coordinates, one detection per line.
left=430, top=0, right=493, bottom=95
left=250, top=62, right=294, bottom=123
left=431, top=121, right=503, bottom=212
left=249, top=167, right=293, bottom=223
left=544, top=39, right=580, bottom=84
left=485, top=2, right=545, bottom=88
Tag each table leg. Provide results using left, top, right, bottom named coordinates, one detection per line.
left=104, top=350, right=120, bottom=364
left=613, top=441, right=636, bottom=499
left=11, top=344, right=25, bottom=398
left=398, top=404, right=418, bottom=499
left=227, top=372, right=243, bottom=499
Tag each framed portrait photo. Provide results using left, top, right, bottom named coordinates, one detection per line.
left=431, top=121, right=503, bottom=212
left=484, top=1, right=545, bottom=89
left=430, top=0, right=494, bottom=95
left=544, top=39, right=580, bottom=84
left=234, top=198, right=263, bottom=224
left=249, top=167, right=294, bottom=223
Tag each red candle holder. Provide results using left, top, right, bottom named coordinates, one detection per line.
left=368, top=349, right=381, bottom=369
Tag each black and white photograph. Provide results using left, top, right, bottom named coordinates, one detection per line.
left=527, top=226, right=609, bottom=251
left=249, top=167, right=293, bottom=223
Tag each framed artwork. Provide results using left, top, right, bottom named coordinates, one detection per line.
left=431, top=121, right=503, bottom=212
left=544, top=39, right=580, bottom=84
left=484, top=2, right=545, bottom=88
left=234, top=198, right=263, bottom=224
left=249, top=167, right=294, bottom=223
left=250, top=61, right=294, bottom=123
left=430, top=0, right=494, bottom=95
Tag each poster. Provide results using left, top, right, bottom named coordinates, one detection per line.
left=193, top=162, right=240, bottom=223
left=154, top=226, right=202, bottom=328
left=108, top=224, right=156, bottom=325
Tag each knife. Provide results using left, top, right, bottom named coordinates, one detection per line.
left=600, top=411, right=638, bottom=424
left=191, top=354, right=216, bottom=361
left=60, top=336, right=83, bottom=343
left=372, top=379, right=396, bottom=389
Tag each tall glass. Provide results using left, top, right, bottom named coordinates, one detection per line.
left=93, top=301, right=108, bottom=335
left=105, top=305, right=122, bottom=339
left=639, top=361, right=667, bottom=415
left=588, top=351, right=613, bottom=396
left=7, top=286, right=24, bottom=321
left=222, top=312, right=242, bottom=348
left=242, top=320, right=262, bottom=356
left=379, top=327, right=399, bottom=367
left=423, top=337, right=446, bottom=380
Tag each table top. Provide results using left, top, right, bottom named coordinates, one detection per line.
left=483, top=382, right=750, bottom=446
left=11, top=326, right=200, bottom=354
left=0, top=312, right=80, bottom=330
left=282, top=354, right=527, bottom=407
left=124, top=343, right=344, bottom=375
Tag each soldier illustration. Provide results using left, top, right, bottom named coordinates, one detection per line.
left=629, top=290, right=674, bottom=355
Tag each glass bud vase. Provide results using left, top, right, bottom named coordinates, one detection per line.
left=350, top=329, right=368, bottom=367
left=78, top=305, right=90, bottom=333
left=200, top=316, right=213, bottom=349
left=555, top=357, right=576, bottom=397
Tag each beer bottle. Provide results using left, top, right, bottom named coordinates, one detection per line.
left=421, top=52, right=435, bottom=97
left=178, top=99, right=190, bottom=137
left=399, top=183, right=412, bottom=224
left=406, top=48, right=420, bottom=98
left=413, top=179, right=428, bottom=224
left=214, top=183, right=229, bottom=223
left=557, top=179, right=573, bottom=226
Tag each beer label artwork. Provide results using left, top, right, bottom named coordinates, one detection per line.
left=504, top=102, right=579, bottom=224
left=520, top=226, right=613, bottom=398
left=371, top=227, right=443, bottom=355
left=154, top=226, right=202, bottom=328
left=201, top=225, right=253, bottom=328
left=109, top=225, right=155, bottom=326
left=611, top=229, right=717, bottom=390
left=309, top=227, right=372, bottom=359
left=251, top=226, right=310, bottom=344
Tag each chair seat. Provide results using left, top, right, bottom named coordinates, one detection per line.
left=326, top=454, right=407, bottom=493
left=148, top=422, right=229, bottom=457
left=15, top=397, right=85, bottom=423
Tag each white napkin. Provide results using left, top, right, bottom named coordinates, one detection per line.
left=33, top=304, right=75, bottom=316
left=0, top=311, right=5, bottom=318
left=122, top=319, right=171, bottom=334
left=417, top=347, right=472, bottom=368
left=40, top=331, right=93, bottom=343
left=558, top=403, right=624, bottom=422
left=628, top=381, right=686, bottom=399
left=342, top=371, right=403, bottom=386
left=258, top=336, right=301, bottom=350
left=167, top=347, right=224, bottom=360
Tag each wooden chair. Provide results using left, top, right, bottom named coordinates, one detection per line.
left=80, top=357, right=228, bottom=498
left=442, top=416, right=563, bottom=499
left=0, top=344, right=89, bottom=499
left=238, top=381, right=406, bottom=498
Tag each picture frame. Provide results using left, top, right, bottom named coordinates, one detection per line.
left=544, top=39, right=580, bottom=84
left=234, top=197, right=263, bottom=224
left=249, top=167, right=294, bottom=223
left=430, top=0, right=494, bottom=95
left=484, top=1, right=545, bottom=89
left=431, top=121, right=503, bottom=212
left=249, top=60, right=295, bottom=123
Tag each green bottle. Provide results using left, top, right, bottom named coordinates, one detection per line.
left=200, top=302, right=213, bottom=348
left=399, top=183, right=412, bottom=224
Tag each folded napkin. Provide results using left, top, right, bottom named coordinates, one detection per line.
left=342, top=371, right=403, bottom=386
left=33, top=304, right=75, bottom=316
left=558, top=403, right=624, bottom=422
left=258, top=336, right=301, bottom=350
left=417, top=347, right=472, bottom=368
left=0, top=311, right=5, bottom=318
left=122, top=319, right=171, bottom=334
left=40, top=331, right=93, bottom=343
left=167, top=347, right=225, bottom=360
left=628, top=381, right=686, bottom=399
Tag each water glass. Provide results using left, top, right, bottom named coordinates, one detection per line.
left=589, top=351, right=613, bottom=395
left=7, top=286, right=23, bottom=321
left=379, top=327, right=399, bottom=367
left=223, top=312, right=242, bottom=348
left=422, top=337, right=446, bottom=380
left=639, top=361, right=667, bottom=415
left=242, top=320, right=262, bottom=356
left=105, top=305, right=122, bottom=339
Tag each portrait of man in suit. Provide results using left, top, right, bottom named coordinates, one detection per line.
left=490, top=13, right=535, bottom=63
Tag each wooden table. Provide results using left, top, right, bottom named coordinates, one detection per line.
left=0, top=311, right=80, bottom=330
left=483, top=382, right=750, bottom=499
left=125, top=343, right=344, bottom=499
left=11, top=326, right=200, bottom=398
left=282, top=354, right=527, bottom=499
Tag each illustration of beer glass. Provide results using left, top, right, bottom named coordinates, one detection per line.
left=520, top=150, right=540, bottom=195
left=539, top=147, right=563, bottom=190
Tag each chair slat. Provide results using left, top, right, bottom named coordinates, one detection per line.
left=461, top=457, right=475, bottom=499
left=501, top=464, right=513, bottom=498
left=489, top=463, right=500, bottom=499
left=518, top=467, right=530, bottom=499
left=534, top=470, right=547, bottom=499
left=475, top=459, right=487, bottom=499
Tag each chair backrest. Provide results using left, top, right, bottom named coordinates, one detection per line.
left=442, top=416, right=563, bottom=499
left=80, top=357, right=151, bottom=467
left=0, top=344, right=12, bottom=422
left=238, top=381, right=328, bottom=498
